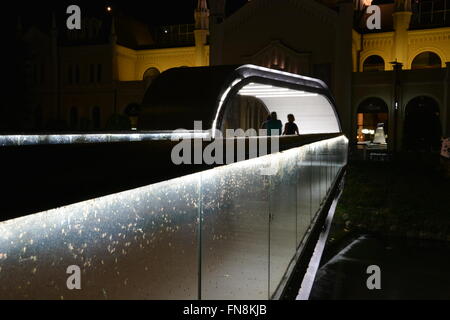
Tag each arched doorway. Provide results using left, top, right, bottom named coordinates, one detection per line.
left=356, top=97, right=389, bottom=143
left=411, top=51, right=442, bottom=70
left=403, top=96, right=442, bottom=151
left=363, top=55, right=385, bottom=72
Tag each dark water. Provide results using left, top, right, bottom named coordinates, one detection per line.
left=310, top=234, right=450, bottom=300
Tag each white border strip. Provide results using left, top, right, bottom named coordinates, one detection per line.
left=0, top=132, right=210, bottom=147
left=296, top=181, right=344, bottom=300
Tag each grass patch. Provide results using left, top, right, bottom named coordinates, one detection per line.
left=330, top=154, right=450, bottom=243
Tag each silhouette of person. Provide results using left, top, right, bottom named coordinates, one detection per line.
left=266, top=112, right=283, bottom=136
left=283, top=114, right=299, bottom=135
left=261, top=115, right=271, bottom=130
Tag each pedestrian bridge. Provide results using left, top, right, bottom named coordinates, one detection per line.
left=0, top=65, right=348, bottom=299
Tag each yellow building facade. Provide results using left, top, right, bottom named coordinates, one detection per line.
left=353, top=20, right=450, bottom=71
left=17, top=0, right=211, bottom=131
left=115, top=45, right=209, bottom=82
left=351, top=0, right=450, bottom=152
left=114, top=0, right=210, bottom=82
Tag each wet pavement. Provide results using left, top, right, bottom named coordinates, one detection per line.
left=310, top=234, right=450, bottom=300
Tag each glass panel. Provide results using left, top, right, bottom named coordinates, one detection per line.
left=269, top=149, right=298, bottom=298
left=0, top=135, right=349, bottom=300
left=201, top=157, right=270, bottom=300
left=0, top=177, right=200, bottom=299
left=310, top=144, right=322, bottom=219
left=297, top=146, right=312, bottom=246
left=320, top=145, right=328, bottom=200
left=329, top=140, right=336, bottom=186
left=333, top=139, right=340, bottom=182
left=340, top=137, right=348, bottom=170
left=327, top=140, right=333, bottom=191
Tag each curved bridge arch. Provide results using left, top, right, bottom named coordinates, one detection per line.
left=139, top=64, right=342, bottom=135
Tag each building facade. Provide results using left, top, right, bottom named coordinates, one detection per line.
left=351, top=0, right=450, bottom=151
left=13, top=0, right=450, bottom=153
left=207, top=0, right=450, bottom=151
left=15, top=1, right=210, bottom=131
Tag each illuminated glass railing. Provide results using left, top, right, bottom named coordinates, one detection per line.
left=0, top=135, right=348, bottom=299
left=0, top=131, right=209, bottom=147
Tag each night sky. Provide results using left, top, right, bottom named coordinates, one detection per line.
left=4, top=0, right=250, bottom=30
left=3, top=0, right=398, bottom=32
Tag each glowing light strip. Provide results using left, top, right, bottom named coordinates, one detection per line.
left=0, top=132, right=210, bottom=147
left=296, top=184, right=343, bottom=300
left=242, top=84, right=274, bottom=90
left=240, top=64, right=327, bottom=89
left=239, top=82, right=317, bottom=98
left=239, top=88, right=291, bottom=94
left=240, top=91, right=313, bottom=96
left=254, top=93, right=319, bottom=98
left=212, top=79, right=243, bottom=138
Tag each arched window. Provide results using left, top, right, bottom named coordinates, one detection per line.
left=356, top=97, right=389, bottom=143
left=69, top=107, right=78, bottom=130
left=363, top=55, right=385, bottom=72
left=92, top=106, right=101, bottom=130
left=143, top=67, right=160, bottom=81
left=411, top=51, right=442, bottom=70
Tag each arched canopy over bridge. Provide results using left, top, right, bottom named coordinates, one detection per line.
left=139, top=64, right=342, bottom=135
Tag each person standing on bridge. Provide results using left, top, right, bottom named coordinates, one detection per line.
left=283, top=114, right=300, bottom=136
left=261, top=115, right=271, bottom=131
left=266, top=112, right=283, bottom=136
